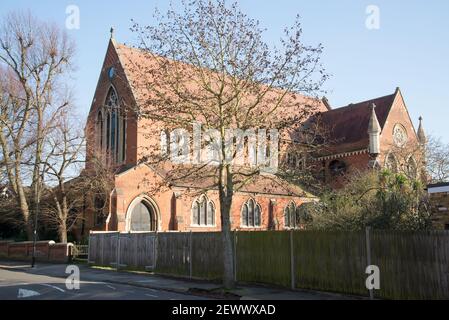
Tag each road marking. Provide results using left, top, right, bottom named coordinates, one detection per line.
left=145, top=294, right=158, bottom=298
left=0, top=283, right=30, bottom=288
left=39, top=284, right=65, bottom=293
left=106, top=285, right=116, bottom=290
left=18, top=289, right=41, bottom=299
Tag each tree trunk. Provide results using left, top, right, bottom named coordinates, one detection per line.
left=25, top=219, right=33, bottom=241
left=17, top=184, right=32, bottom=240
left=59, top=222, right=68, bottom=244
left=219, top=165, right=235, bottom=289
left=55, top=191, right=69, bottom=244
left=221, top=196, right=235, bottom=289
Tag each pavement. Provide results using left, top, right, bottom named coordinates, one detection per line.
left=0, top=260, right=362, bottom=300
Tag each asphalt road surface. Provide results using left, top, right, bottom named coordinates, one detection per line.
left=0, top=266, right=207, bottom=300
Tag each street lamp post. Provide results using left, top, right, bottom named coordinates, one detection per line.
left=31, top=186, right=40, bottom=268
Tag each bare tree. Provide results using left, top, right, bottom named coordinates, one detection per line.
left=426, top=135, right=449, bottom=184
left=39, top=117, right=118, bottom=243
left=0, top=11, right=75, bottom=239
left=40, top=112, right=85, bottom=243
left=129, top=0, right=328, bottom=288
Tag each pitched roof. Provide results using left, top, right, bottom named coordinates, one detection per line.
left=114, top=42, right=158, bottom=106
left=317, top=91, right=397, bottom=154
left=112, top=41, right=329, bottom=119
left=117, top=161, right=313, bottom=198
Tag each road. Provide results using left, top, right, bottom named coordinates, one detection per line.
left=0, top=264, right=207, bottom=300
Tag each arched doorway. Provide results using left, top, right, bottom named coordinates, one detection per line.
left=126, top=197, right=159, bottom=232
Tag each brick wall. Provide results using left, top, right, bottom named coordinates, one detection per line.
left=85, top=40, right=139, bottom=170
left=0, top=241, right=73, bottom=263
left=112, top=163, right=310, bottom=233
left=429, top=192, right=449, bottom=230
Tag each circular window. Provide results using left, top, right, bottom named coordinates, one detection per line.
left=393, top=124, right=408, bottom=147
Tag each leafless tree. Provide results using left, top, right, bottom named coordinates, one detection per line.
left=129, top=0, right=328, bottom=288
left=0, top=11, right=75, bottom=239
left=425, top=135, right=449, bottom=184
left=39, top=112, right=85, bottom=243
left=38, top=118, right=118, bottom=243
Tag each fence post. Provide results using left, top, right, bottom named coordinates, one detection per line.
left=290, top=230, right=295, bottom=290
left=189, top=231, right=193, bottom=279
left=101, top=234, right=104, bottom=266
left=366, top=226, right=374, bottom=300
left=134, top=233, right=138, bottom=267
left=234, top=231, right=238, bottom=282
left=87, top=232, right=91, bottom=264
left=116, top=232, right=120, bottom=271
left=153, top=232, right=158, bottom=271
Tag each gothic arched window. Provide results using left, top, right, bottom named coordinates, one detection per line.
left=103, top=87, right=126, bottom=163
left=284, top=202, right=301, bottom=229
left=96, top=111, right=104, bottom=149
left=94, top=196, right=106, bottom=226
left=192, top=195, right=215, bottom=226
left=129, top=200, right=156, bottom=232
left=329, top=160, right=347, bottom=176
left=406, top=156, right=417, bottom=179
left=241, top=199, right=261, bottom=227
left=385, top=153, right=398, bottom=172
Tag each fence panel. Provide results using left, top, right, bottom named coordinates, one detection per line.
left=88, top=232, right=116, bottom=266
left=155, top=232, right=190, bottom=276
left=102, top=232, right=118, bottom=267
left=236, top=231, right=291, bottom=287
left=88, top=233, right=101, bottom=264
left=88, top=234, right=95, bottom=264
left=118, top=233, right=133, bottom=267
left=135, top=233, right=157, bottom=269
left=371, top=230, right=449, bottom=299
left=293, top=230, right=368, bottom=296
left=191, top=232, right=224, bottom=280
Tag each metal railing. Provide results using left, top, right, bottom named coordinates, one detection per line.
left=72, top=244, right=89, bottom=260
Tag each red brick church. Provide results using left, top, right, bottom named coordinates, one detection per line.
left=77, top=37, right=426, bottom=238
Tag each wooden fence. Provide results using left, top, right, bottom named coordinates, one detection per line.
left=88, top=230, right=449, bottom=299
left=88, top=232, right=156, bottom=270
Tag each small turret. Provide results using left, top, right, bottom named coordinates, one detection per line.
left=417, top=116, right=427, bottom=145
left=368, top=103, right=381, bottom=155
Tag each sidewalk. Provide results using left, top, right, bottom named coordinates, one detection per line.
left=0, top=260, right=363, bottom=300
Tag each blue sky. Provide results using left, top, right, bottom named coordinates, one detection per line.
left=1, top=0, right=448, bottom=142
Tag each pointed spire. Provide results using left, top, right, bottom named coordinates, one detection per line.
left=368, top=103, right=381, bottom=134
left=368, top=103, right=381, bottom=155
left=322, top=96, right=331, bottom=110
left=110, top=27, right=115, bottom=40
left=417, top=116, right=427, bottom=145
